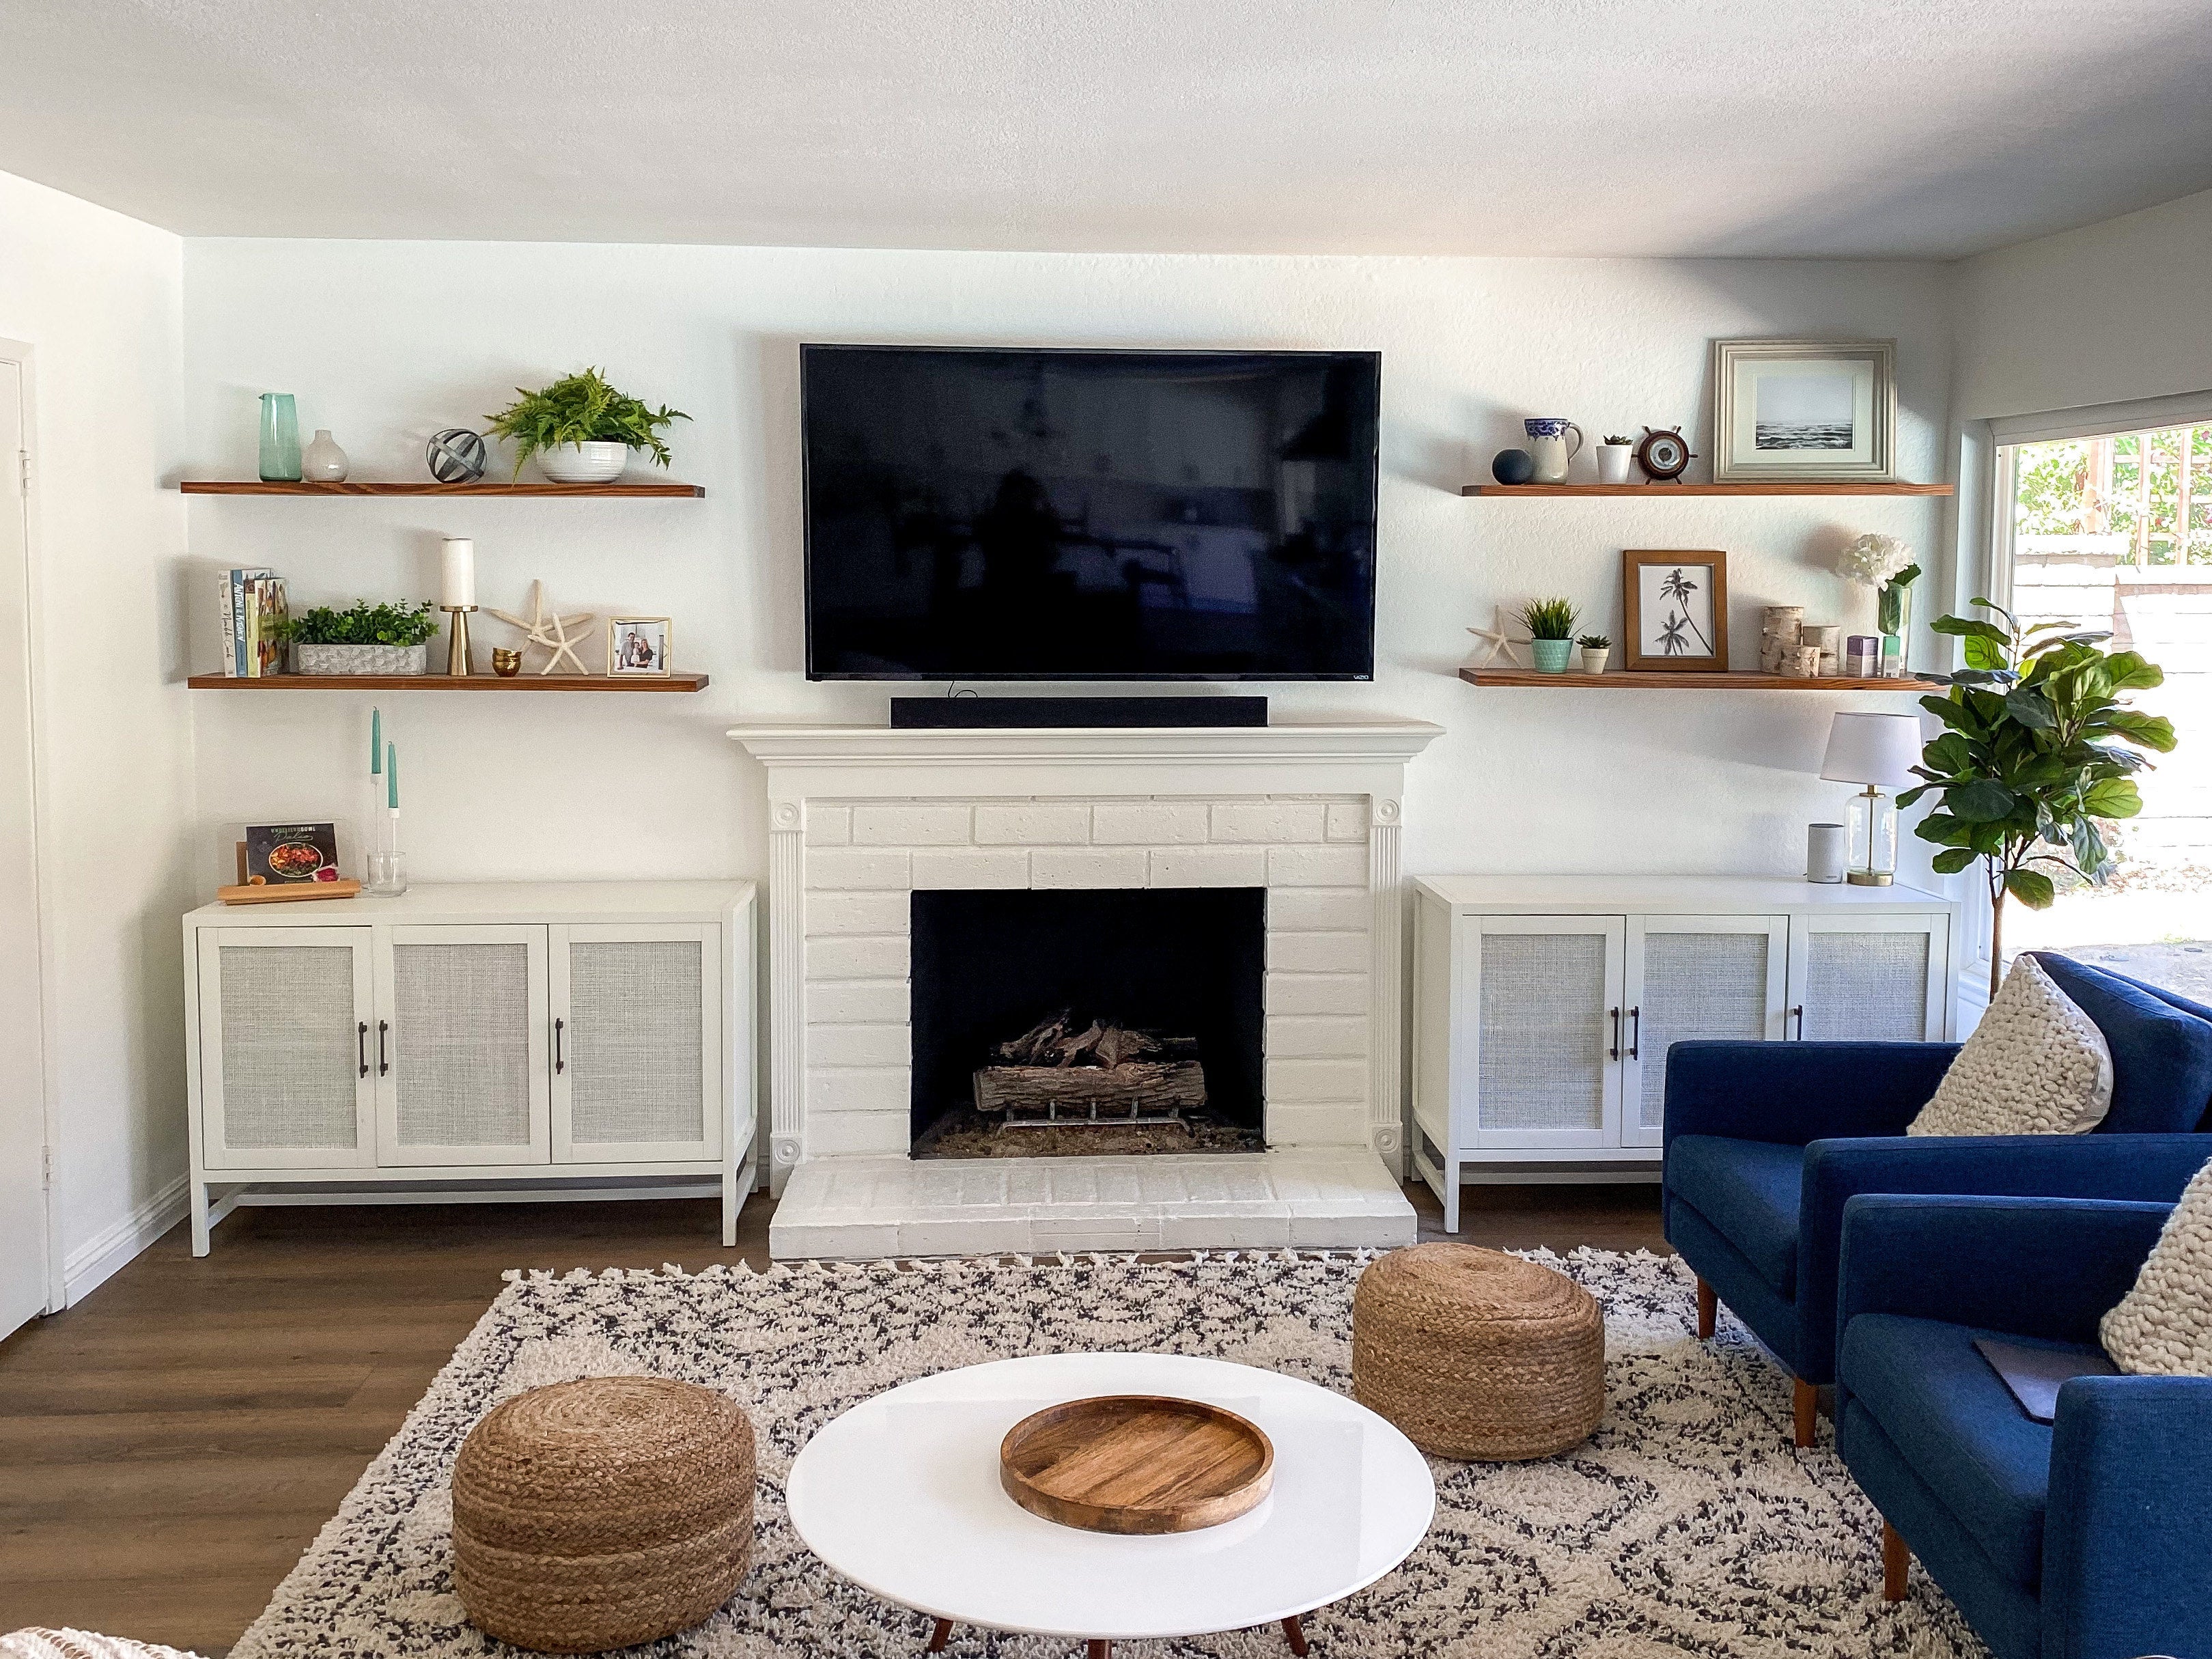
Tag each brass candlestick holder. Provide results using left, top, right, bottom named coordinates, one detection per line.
left=443, top=605, right=478, bottom=676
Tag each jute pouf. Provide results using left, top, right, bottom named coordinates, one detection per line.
left=451, top=1377, right=755, bottom=1652
left=1352, top=1242, right=1605, bottom=1460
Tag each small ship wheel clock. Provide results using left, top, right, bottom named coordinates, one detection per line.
left=1636, top=426, right=1695, bottom=482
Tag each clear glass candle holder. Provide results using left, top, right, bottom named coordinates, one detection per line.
left=366, top=849, right=408, bottom=897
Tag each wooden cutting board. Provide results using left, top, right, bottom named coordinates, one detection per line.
left=999, top=1394, right=1274, bottom=1535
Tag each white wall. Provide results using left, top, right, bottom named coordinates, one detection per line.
left=183, top=242, right=1955, bottom=902
left=1954, top=185, right=2212, bottom=421
left=0, top=169, right=194, bottom=1300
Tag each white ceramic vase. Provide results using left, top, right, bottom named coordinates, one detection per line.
left=535, top=441, right=628, bottom=484
left=302, top=428, right=348, bottom=482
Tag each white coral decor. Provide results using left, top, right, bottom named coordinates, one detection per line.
left=1838, top=533, right=1915, bottom=586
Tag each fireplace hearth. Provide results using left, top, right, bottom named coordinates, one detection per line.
left=909, top=887, right=1266, bottom=1160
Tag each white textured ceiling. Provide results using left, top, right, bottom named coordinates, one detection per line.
left=6, top=0, right=2212, bottom=257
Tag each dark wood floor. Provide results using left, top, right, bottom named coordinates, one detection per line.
left=0, top=1181, right=1664, bottom=1654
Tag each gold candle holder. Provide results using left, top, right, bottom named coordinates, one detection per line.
left=443, top=605, right=478, bottom=676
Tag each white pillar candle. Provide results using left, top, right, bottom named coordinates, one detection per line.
left=440, top=538, right=476, bottom=608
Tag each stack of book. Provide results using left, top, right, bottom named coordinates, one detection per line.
left=221, top=568, right=288, bottom=677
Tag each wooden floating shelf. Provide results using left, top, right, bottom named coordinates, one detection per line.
left=179, top=480, right=706, bottom=498
left=187, top=672, right=710, bottom=693
left=1461, top=667, right=1944, bottom=691
left=1459, top=482, right=1953, bottom=497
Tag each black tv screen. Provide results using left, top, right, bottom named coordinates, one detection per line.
left=802, top=346, right=1380, bottom=680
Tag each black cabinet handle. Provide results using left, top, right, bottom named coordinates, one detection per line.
left=1790, top=1005, right=1805, bottom=1040
left=358, top=1020, right=369, bottom=1078
left=1629, top=1006, right=1641, bottom=1060
left=377, top=1019, right=390, bottom=1076
left=1608, top=1006, right=1621, bottom=1061
left=554, top=1016, right=566, bottom=1075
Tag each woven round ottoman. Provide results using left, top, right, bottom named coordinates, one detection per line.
left=452, top=1377, right=755, bottom=1652
left=1352, top=1242, right=1604, bottom=1460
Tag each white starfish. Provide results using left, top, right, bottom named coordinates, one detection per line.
left=490, top=580, right=597, bottom=675
left=1466, top=604, right=1526, bottom=669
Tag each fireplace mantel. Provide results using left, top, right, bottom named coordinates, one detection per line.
left=727, top=718, right=1444, bottom=1257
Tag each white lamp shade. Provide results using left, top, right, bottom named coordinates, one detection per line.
left=1820, top=712, right=1924, bottom=787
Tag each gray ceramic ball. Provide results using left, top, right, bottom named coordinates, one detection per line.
left=1492, top=448, right=1536, bottom=486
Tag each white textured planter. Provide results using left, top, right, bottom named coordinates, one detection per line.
left=293, top=641, right=429, bottom=676
left=534, top=441, right=628, bottom=484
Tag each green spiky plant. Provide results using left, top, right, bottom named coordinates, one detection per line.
left=1901, top=598, right=2175, bottom=998
left=1576, top=633, right=1611, bottom=650
left=485, top=367, right=689, bottom=477
left=1518, top=598, right=1580, bottom=641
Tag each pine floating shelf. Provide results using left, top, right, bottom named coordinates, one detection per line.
left=1459, top=482, right=1952, bottom=497
left=188, top=672, right=710, bottom=693
left=1461, top=667, right=1942, bottom=691
left=179, top=480, right=706, bottom=498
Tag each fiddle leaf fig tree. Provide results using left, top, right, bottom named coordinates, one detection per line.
left=1899, top=598, right=2175, bottom=998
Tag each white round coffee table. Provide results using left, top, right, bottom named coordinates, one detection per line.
left=787, top=1351, right=1435, bottom=1655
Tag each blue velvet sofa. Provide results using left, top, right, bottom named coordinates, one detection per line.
left=1835, top=1193, right=2211, bottom=1659
left=1662, top=953, right=2212, bottom=1445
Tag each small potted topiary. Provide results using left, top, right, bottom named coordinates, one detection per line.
left=279, top=600, right=441, bottom=675
left=485, top=367, right=690, bottom=484
left=1577, top=632, right=1612, bottom=673
left=1519, top=598, right=1580, bottom=673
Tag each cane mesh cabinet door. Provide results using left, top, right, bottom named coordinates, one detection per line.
left=1470, top=916, right=1625, bottom=1148
left=373, top=925, right=551, bottom=1166
left=197, top=928, right=376, bottom=1169
left=551, top=925, right=722, bottom=1163
left=1788, top=913, right=1950, bottom=1043
left=1621, top=915, right=1789, bottom=1148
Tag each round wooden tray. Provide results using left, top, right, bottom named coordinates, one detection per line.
left=999, top=1393, right=1274, bottom=1535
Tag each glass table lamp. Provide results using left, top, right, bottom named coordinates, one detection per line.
left=1819, top=712, right=1924, bottom=886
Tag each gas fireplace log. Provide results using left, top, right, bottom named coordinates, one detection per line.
left=973, top=1059, right=1208, bottom=1117
left=992, top=1015, right=1191, bottom=1070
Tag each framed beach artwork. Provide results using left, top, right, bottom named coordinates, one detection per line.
left=1623, top=550, right=1729, bottom=673
left=1711, top=338, right=1894, bottom=482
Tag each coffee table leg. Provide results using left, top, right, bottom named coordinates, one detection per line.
left=1087, top=1643, right=1110, bottom=1659
left=925, top=1619, right=953, bottom=1654
left=1281, top=1615, right=1310, bottom=1656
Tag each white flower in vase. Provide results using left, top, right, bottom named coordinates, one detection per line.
left=1837, top=533, right=1915, bottom=587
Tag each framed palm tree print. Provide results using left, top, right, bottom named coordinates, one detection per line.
left=1623, top=550, right=1729, bottom=672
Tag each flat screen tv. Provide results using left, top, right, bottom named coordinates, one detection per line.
left=802, top=346, right=1380, bottom=680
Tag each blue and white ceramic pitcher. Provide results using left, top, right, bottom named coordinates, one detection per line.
left=1524, top=417, right=1584, bottom=484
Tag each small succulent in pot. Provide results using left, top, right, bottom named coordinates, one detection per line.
left=1603, top=436, right=1632, bottom=447
left=1518, top=597, right=1581, bottom=673
left=1577, top=632, right=1612, bottom=673
left=1595, top=435, right=1637, bottom=484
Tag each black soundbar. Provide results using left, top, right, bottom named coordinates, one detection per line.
left=889, top=696, right=1268, bottom=729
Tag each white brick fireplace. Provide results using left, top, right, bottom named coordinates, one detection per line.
left=729, top=720, right=1442, bottom=1257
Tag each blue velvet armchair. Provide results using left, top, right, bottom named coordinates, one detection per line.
left=1835, top=1193, right=2212, bottom=1659
left=1662, top=953, right=2212, bottom=1445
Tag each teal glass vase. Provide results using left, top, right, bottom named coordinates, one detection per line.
left=1877, top=576, right=1913, bottom=675
left=258, top=393, right=302, bottom=482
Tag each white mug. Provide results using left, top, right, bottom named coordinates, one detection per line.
left=1525, top=418, right=1584, bottom=484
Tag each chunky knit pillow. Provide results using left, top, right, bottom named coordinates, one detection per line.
left=2101, top=1154, right=2212, bottom=1375
left=1909, top=953, right=2112, bottom=1137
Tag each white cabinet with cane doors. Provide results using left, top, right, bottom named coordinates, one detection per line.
left=1410, top=876, right=1959, bottom=1231
left=186, top=883, right=755, bottom=1255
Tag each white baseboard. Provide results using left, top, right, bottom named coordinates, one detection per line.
left=62, top=1171, right=188, bottom=1306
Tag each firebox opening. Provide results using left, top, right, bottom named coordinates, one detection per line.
left=908, top=887, right=1267, bottom=1158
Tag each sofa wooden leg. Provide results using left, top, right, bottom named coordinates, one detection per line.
left=1882, top=1520, right=1909, bottom=1602
left=1695, top=1277, right=1716, bottom=1339
left=1792, top=1377, right=1818, bottom=1447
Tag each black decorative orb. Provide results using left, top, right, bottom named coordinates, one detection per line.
left=1491, top=447, right=1536, bottom=486
left=426, top=428, right=488, bottom=485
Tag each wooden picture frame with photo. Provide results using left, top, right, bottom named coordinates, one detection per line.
left=606, top=615, right=673, bottom=677
left=1622, top=550, right=1729, bottom=672
left=1711, top=338, right=1895, bottom=482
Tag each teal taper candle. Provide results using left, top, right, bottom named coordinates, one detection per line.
left=387, top=741, right=398, bottom=809
left=371, top=706, right=382, bottom=775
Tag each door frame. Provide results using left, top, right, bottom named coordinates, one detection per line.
left=0, top=339, right=59, bottom=1318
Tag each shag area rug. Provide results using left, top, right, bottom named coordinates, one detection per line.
left=233, top=1251, right=1984, bottom=1659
